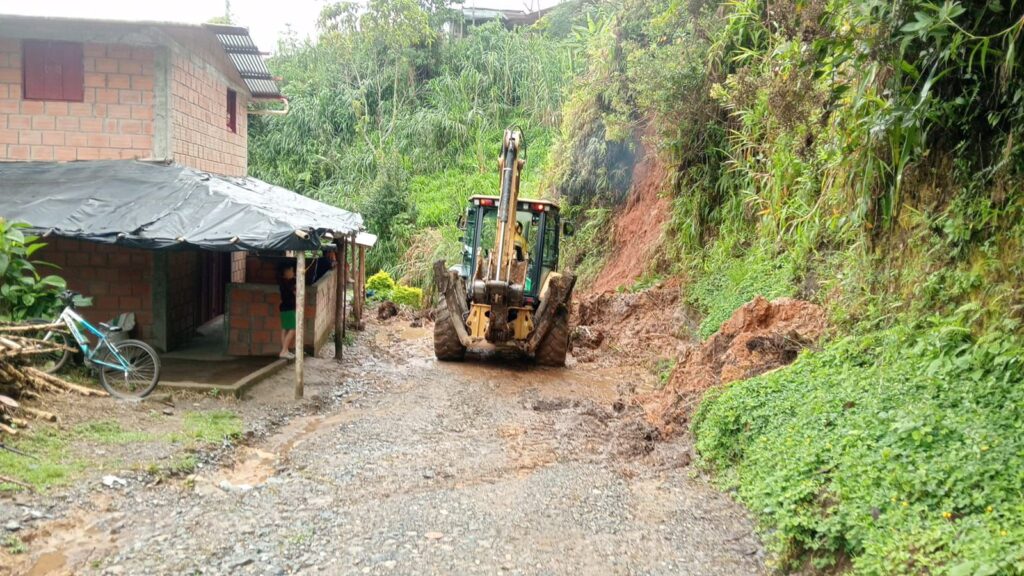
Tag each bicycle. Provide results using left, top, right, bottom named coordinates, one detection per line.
left=26, top=291, right=161, bottom=399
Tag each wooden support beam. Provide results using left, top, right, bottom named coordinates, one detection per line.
left=340, top=237, right=349, bottom=352
left=355, top=245, right=366, bottom=325
left=334, top=238, right=346, bottom=362
left=294, top=250, right=306, bottom=400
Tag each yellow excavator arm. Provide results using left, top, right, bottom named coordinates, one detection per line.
left=491, top=128, right=526, bottom=283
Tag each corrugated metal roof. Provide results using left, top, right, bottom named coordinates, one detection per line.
left=203, top=23, right=282, bottom=100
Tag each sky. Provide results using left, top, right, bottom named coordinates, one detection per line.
left=0, top=0, right=562, bottom=54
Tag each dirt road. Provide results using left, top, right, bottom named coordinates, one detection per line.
left=7, top=319, right=764, bottom=575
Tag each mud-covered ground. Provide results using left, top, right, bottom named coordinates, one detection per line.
left=3, top=317, right=764, bottom=575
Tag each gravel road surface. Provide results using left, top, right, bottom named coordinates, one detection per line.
left=6, top=320, right=764, bottom=575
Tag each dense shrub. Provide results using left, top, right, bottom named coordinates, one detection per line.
left=366, top=270, right=397, bottom=295
left=365, top=270, right=423, bottom=309
left=695, top=316, right=1024, bottom=573
left=0, top=219, right=67, bottom=322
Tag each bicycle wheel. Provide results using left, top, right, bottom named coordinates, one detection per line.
left=25, top=319, right=72, bottom=374
left=97, top=339, right=161, bottom=399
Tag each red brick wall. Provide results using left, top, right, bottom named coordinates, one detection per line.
left=38, top=238, right=155, bottom=341
left=0, top=39, right=155, bottom=162
left=230, top=251, right=246, bottom=283
left=226, top=284, right=279, bottom=357
left=308, top=271, right=338, bottom=353
left=226, top=270, right=337, bottom=357
left=170, top=49, right=248, bottom=176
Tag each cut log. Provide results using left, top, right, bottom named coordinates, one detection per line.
left=22, top=406, right=58, bottom=422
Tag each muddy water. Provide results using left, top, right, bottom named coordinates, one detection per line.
left=15, top=501, right=123, bottom=576
left=26, top=552, right=66, bottom=576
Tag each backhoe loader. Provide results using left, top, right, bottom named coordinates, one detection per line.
left=433, top=128, right=576, bottom=365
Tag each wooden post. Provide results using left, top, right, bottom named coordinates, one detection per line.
left=340, top=237, right=349, bottom=348
left=354, top=245, right=365, bottom=324
left=294, top=250, right=305, bottom=400
left=350, top=236, right=358, bottom=326
left=334, top=237, right=346, bottom=362
left=360, top=245, right=367, bottom=323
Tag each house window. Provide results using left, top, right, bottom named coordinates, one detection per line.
left=22, top=40, right=84, bottom=102
left=226, top=89, right=237, bottom=133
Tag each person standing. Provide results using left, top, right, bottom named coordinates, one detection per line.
left=279, top=264, right=297, bottom=359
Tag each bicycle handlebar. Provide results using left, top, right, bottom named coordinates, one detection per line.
left=60, top=290, right=82, bottom=306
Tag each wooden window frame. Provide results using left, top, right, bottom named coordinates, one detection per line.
left=22, top=39, right=85, bottom=102
left=226, top=88, right=238, bottom=133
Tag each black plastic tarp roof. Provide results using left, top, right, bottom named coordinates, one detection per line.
left=0, top=160, right=363, bottom=252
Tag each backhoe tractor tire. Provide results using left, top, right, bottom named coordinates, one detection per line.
left=535, top=307, right=570, bottom=367
left=434, top=297, right=467, bottom=361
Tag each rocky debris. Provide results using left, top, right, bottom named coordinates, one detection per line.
left=641, top=296, right=827, bottom=436
left=101, top=475, right=128, bottom=489
left=377, top=301, right=399, bottom=320
left=572, top=286, right=700, bottom=366
left=570, top=326, right=604, bottom=351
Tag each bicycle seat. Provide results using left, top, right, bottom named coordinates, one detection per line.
left=100, top=322, right=123, bottom=333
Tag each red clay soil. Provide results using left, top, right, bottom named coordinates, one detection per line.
left=589, top=141, right=671, bottom=294
left=638, top=296, right=827, bottom=437
left=571, top=281, right=699, bottom=366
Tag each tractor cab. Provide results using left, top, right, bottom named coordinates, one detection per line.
left=434, top=128, right=576, bottom=366
left=458, top=195, right=565, bottom=305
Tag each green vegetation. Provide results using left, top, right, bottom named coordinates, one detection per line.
left=74, top=420, right=154, bottom=444
left=542, top=1, right=1024, bottom=570
left=688, top=248, right=796, bottom=339
left=177, top=410, right=243, bottom=444
left=164, top=454, right=198, bottom=476
left=366, top=270, right=424, bottom=308
left=0, top=427, right=84, bottom=491
left=0, top=410, right=243, bottom=491
left=249, top=2, right=581, bottom=284
left=3, top=535, right=27, bottom=555
left=0, top=218, right=67, bottom=322
left=695, top=316, right=1024, bottom=573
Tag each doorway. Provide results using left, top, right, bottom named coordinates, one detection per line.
left=200, top=251, right=231, bottom=324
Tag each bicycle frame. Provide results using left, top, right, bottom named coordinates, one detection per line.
left=55, top=306, right=131, bottom=373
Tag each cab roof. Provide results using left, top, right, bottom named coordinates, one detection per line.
left=469, top=195, right=561, bottom=209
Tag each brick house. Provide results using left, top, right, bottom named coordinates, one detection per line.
left=0, top=15, right=363, bottom=356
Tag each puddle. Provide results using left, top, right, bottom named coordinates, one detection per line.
left=12, top=502, right=122, bottom=576
left=27, top=551, right=67, bottom=576
left=397, top=326, right=430, bottom=341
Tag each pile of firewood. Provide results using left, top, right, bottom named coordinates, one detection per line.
left=0, top=322, right=107, bottom=436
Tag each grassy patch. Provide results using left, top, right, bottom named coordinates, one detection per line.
left=73, top=420, right=154, bottom=444
left=176, top=410, right=243, bottom=444
left=652, top=357, right=676, bottom=389
left=1, top=409, right=243, bottom=491
left=687, top=248, right=796, bottom=340
left=3, top=535, right=26, bottom=555
left=164, top=454, right=198, bottom=476
left=0, top=428, right=85, bottom=491
left=693, top=317, right=1024, bottom=573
